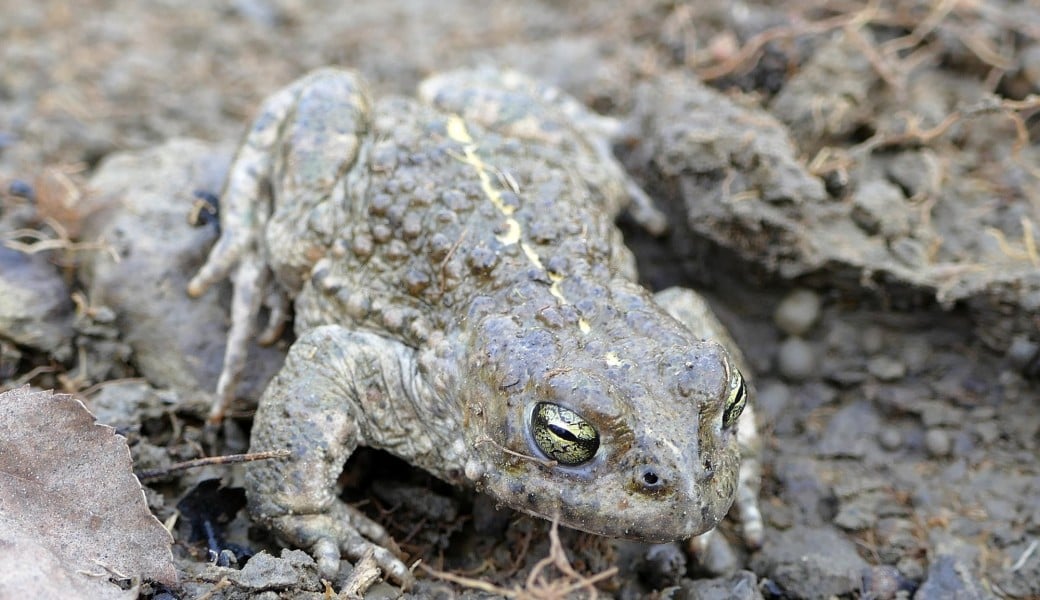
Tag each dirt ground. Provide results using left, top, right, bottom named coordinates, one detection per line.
left=2, top=1, right=1039, bottom=599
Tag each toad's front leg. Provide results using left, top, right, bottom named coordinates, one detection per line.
left=653, top=288, right=763, bottom=563
left=247, top=325, right=440, bottom=588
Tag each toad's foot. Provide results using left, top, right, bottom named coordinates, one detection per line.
left=654, top=287, right=764, bottom=559
left=266, top=502, right=415, bottom=587
left=247, top=326, right=442, bottom=589
left=185, top=77, right=297, bottom=422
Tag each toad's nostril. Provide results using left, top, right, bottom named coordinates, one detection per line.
left=636, top=466, right=667, bottom=492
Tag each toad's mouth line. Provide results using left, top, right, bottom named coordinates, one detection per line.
left=513, top=502, right=711, bottom=543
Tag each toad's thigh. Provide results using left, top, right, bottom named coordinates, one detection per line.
left=265, top=68, right=372, bottom=289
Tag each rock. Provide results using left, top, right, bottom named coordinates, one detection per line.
left=924, top=428, right=953, bottom=458
left=773, top=289, right=821, bottom=336
left=861, top=564, right=915, bottom=600
left=78, top=139, right=284, bottom=402
left=750, top=526, right=869, bottom=599
left=817, top=401, right=880, bottom=458
left=776, top=336, right=817, bottom=381
left=638, top=543, right=687, bottom=589
left=913, top=554, right=986, bottom=600
left=900, top=337, right=933, bottom=373
left=677, top=570, right=761, bottom=600
left=867, top=356, right=907, bottom=381
left=771, top=458, right=831, bottom=526
left=0, top=246, right=74, bottom=361
left=878, top=428, right=903, bottom=451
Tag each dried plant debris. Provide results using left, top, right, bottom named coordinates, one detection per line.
left=422, top=519, right=619, bottom=600
left=0, top=387, right=176, bottom=598
left=625, top=22, right=1040, bottom=357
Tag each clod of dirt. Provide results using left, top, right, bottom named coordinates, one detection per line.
left=915, top=554, right=988, bottom=599
left=84, top=379, right=178, bottom=431
left=750, top=526, right=868, bottom=599
left=78, top=139, right=285, bottom=403
left=769, top=30, right=880, bottom=150
left=0, top=387, right=177, bottom=598
left=625, top=54, right=1040, bottom=364
left=0, top=245, right=74, bottom=360
left=189, top=550, right=323, bottom=596
left=678, top=570, right=762, bottom=600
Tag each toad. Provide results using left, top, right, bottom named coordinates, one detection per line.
left=188, top=67, right=761, bottom=585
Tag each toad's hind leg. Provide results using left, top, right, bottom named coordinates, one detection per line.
left=418, top=68, right=668, bottom=234
left=186, top=68, right=371, bottom=422
left=652, top=287, right=764, bottom=568
left=247, top=325, right=431, bottom=588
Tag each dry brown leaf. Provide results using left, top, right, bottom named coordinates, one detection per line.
left=0, top=387, right=176, bottom=599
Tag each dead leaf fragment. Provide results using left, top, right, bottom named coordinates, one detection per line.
left=0, top=387, right=177, bottom=599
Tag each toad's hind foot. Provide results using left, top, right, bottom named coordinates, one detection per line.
left=189, top=68, right=370, bottom=421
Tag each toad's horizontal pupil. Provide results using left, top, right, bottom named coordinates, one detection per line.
left=549, top=423, right=579, bottom=442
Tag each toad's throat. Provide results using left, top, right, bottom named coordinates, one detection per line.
left=447, top=115, right=591, bottom=335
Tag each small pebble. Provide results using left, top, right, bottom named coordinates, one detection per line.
left=1006, top=336, right=1040, bottom=373
left=773, top=289, right=821, bottom=336
left=755, top=381, right=791, bottom=424
left=776, top=336, right=817, bottom=381
left=973, top=420, right=999, bottom=445
left=878, top=428, right=902, bottom=451
left=900, top=337, right=932, bottom=373
left=8, top=179, right=36, bottom=200
left=639, top=543, right=687, bottom=588
left=896, top=556, right=926, bottom=582
left=925, top=428, right=952, bottom=457
left=867, top=356, right=907, bottom=381
left=861, top=565, right=911, bottom=600
left=861, top=326, right=885, bottom=354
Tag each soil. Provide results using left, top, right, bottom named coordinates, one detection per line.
left=2, top=2, right=1039, bottom=599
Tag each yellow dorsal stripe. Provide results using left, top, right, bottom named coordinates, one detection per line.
left=447, top=116, right=514, bottom=218
left=447, top=115, right=592, bottom=336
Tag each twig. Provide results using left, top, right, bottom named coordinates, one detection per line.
left=420, top=518, right=617, bottom=599
left=697, top=2, right=882, bottom=81
left=135, top=450, right=290, bottom=481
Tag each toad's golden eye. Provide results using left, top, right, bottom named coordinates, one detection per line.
left=531, top=402, right=599, bottom=465
left=723, top=369, right=747, bottom=430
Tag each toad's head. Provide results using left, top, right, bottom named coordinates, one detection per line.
left=458, top=282, right=747, bottom=541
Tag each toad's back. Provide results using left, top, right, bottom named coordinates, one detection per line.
left=282, top=94, right=639, bottom=350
